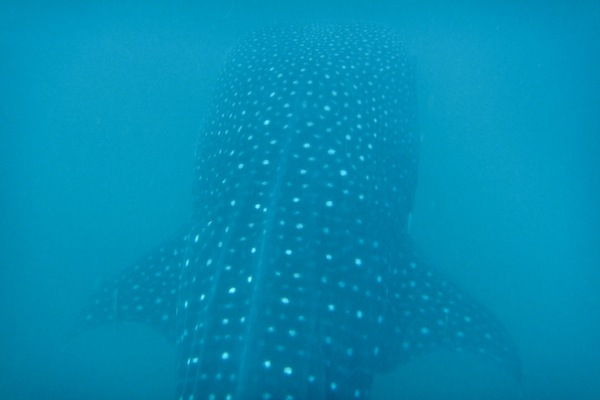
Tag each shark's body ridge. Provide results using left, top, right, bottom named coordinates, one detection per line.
left=80, top=24, right=521, bottom=399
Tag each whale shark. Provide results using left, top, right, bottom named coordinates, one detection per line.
left=79, top=23, right=521, bottom=399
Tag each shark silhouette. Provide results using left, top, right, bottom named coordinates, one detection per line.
left=79, top=23, right=521, bottom=399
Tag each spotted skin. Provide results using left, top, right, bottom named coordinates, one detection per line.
left=79, top=24, right=521, bottom=400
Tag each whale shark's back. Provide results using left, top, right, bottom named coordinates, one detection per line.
left=78, top=23, right=521, bottom=400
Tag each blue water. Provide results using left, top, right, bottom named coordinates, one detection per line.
left=1, top=1, right=599, bottom=399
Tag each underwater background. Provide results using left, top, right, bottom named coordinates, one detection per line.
left=1, top=1, right=598, bottom=399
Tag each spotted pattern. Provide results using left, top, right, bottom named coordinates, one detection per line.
left=177, top=23, right=418, bottom=400
left=79, top=232, right=185, bottom=342
left=79, top=23, right=521, bottom=400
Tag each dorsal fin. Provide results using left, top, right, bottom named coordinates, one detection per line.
left=75, top=230, right=189, bottom=344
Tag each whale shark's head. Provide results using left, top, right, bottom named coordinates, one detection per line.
left=194, top=24, right=419, bottom=231
left=79, top=23, right=521, bottom=400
